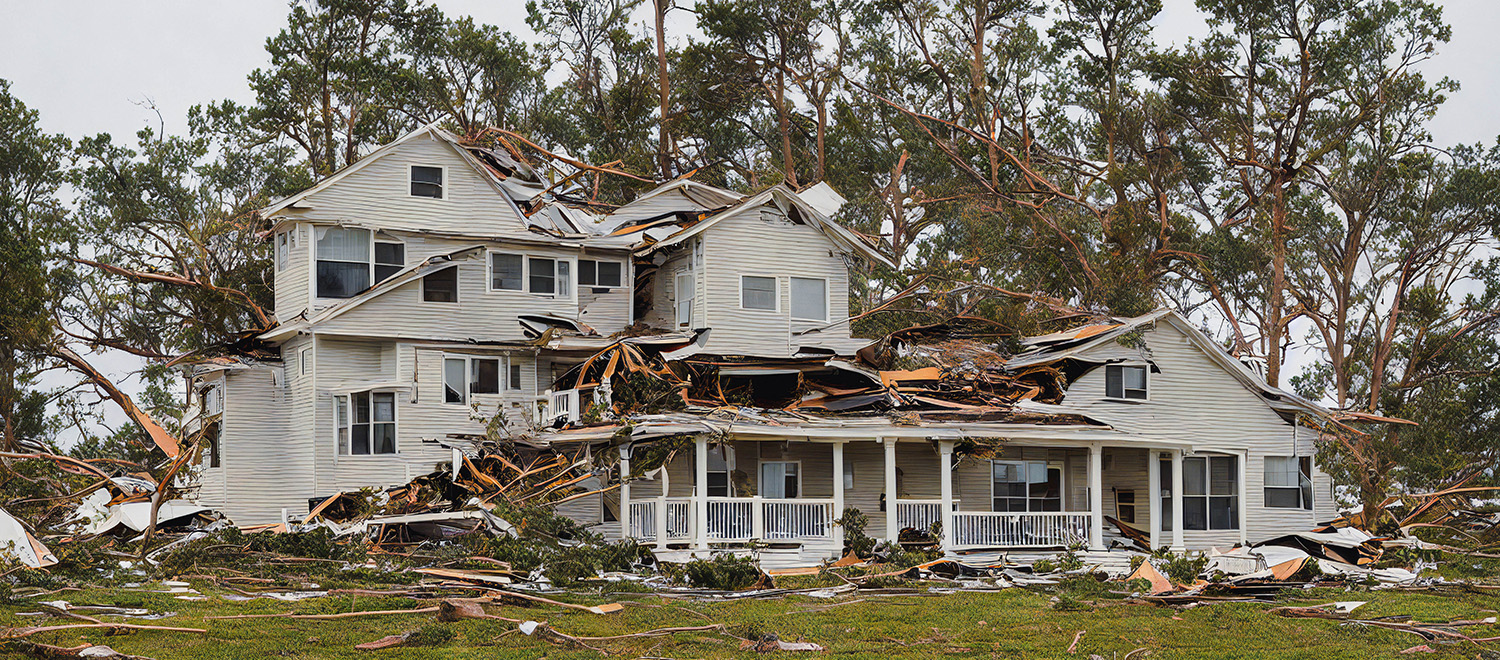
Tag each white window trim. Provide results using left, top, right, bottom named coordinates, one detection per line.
left=675, top=269, right=694, bottom=329
left=485, top=249, right=576, bottom=301
left=1103, top=363, right=1150, bottom=402
left=578, top=258, right=625, bottom=289
left=299, top=346, right=312, bottom=376
left=758, top=460, right=802, bottom=499
left=1179, top=454, right=1241, bottom=531
left=421, top=265, right=461, bottom=304
left=1262, top=455, right=1314, bottom=510
left=408, top=164, right=447, bottom=200
left=442, top=354, right=508, bottom=406
left=336, top=390, right=400, bottom=457
left=739, top=274, right=780, bottom=313
left=788, top=275, right=830, bottom=322
left=989, top=459, right=1064, bottom=512
left=275, top=231, right=288, bottom=271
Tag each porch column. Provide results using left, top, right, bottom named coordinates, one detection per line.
left=884, top=438, right=898, bottom=543
left=1088, top=444, right=1104, bottom=551
left=694, top=435, right=709, bottom=551
left=1237, top=449, right=1248, bottom=546
left=832, top=441, right=845, bottom=548
left=938, top=440, right=954, bottom=554
left=619, top=447, right=632, bottom=540
left=1170, top=449, right=1185, bottom=552
left=1147, top=451, right=1161, bottom=550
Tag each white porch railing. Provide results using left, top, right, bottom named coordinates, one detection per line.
left=546, top=389, right=581, bottom=423
left=951, top=511, right=1090, bottom=549
left=895, top=499, right=954, bottom=533
left=628, top=501, right=656, bottom=540
left=762, top=499, right=835, bottom=540
left=627, top=496, right=836, bottom=544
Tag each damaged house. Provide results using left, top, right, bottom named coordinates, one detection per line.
left=181, top=124, right=1338, bottom=568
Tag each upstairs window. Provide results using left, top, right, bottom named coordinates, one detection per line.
left=201, top=384, right=223, bottom=416
left=1264, top=456, right=1313, bottom=510
left=741, top=275, right=777, bottom=311
left=790, top=277, right=827, bottom=321
left=490, top=253, right=524, bottom=291
left=444, top=356, right=503, bottom=404
left=374, top=239, right=404, bottom=283
left=410, top=165, right=444, bottom=199
left=423, top=266, right=459, bottom=303
left=275, top=231, right=288, bottom=271
left=338, top=391, right=396, bottom=455
left=528, top=257, right=571, bottom=297
left=1105, top=365, right=1148, bottom=400
left=316, top=227, right=371, bottom=298
left=578, top=259, right=623, bottom=288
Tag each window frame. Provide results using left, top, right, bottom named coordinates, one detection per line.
left=1170, top=455, right=1240, bottom=531
left=1263, top=455, right=1314, bottom=510
left=675, top=270, right=694, bottom=329
left=201, top=383, right=223, bottom=416
left=313, top=228, right=407, bottom=300
left=421, top=265, right=460, bottom=304
left=337, top=390, right=398, bottom=456
left=706, top=445, right=734, bottom=497
left=373, top=236, right=405, bottom=285
left=408, top=164, right=447, bottom=200
left=442, top=354, right=508, bottom=406
left=989, top=459, right=1064, bottom=513
left=484, top=250, right=575, bottom=300
left=299, top=346, right=312, bottom=376
left=758, top=460, right=802, bottom=499
left=578, top=258, right=624, bottom=288
left=788, top=276, right=829, bottom=322
left=1104, top=364, right=1150, bottom=401
left=739, top=275, right=779, bottom=312
left=275, top=231, right=288, bottom=271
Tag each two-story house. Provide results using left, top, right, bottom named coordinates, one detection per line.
left=184, top=125, right=1338, bottom=569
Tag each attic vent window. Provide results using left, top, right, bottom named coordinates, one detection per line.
left=1105, top=365, right=1148, bottom=400
left=410, top=165, right=444, bottom=199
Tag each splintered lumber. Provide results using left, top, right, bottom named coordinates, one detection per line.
left=1, top=622, right=207, bottom=638
left=487, top=590, right=624, bottom=614
left=207, top=607, right=439, bottom=621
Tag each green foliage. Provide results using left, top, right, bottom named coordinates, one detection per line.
left=836, top=507, right=876, bottom=558
left=1157, top=552, right=1208, bottom=585
left=681, top=553, right=764, bottom=591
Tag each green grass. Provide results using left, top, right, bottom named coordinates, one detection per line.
left=4, top=582, right=1500, bottom=659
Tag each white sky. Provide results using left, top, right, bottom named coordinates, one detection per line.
left=2, top=0, right=1498, bottom=441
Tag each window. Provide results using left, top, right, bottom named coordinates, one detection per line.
left=341, top=391, right=396, bottom=455
left=1116, top=489, right=1136, bottom=524
left=374, top=240, right=404, bottom=283
left=1106, top=365, right=1148, bottom=400
left=790, top=277, right=827, bottom=321
left=706, top=446, right=732, bottom=497
left=490, top=252, right=524, bottom=291
left=316, top=227, right=371, bottom=298
left=1162, top=455, right=1239, bottom=530
left=1264, top=456, right=1313, bottom=510
left=991, top=460, right=1061, bottom=512
left=675, top=271, right=694, bottom=328
left=203, top=422, right=221, bottom=468
left=423, top=266, right=459, bottom=303
left=578, top=259, right=623, bottom=288
left=275, top=231, right=288, bottom=271
left=509, top=363, right=522, bottom=391
left=741, top=275, right=777, bottom=311
left=760, top=461, right=799, bottom=498
left=410, top=165, right=443, bottom=198
left=528, top=257, right=570, bottom=297
left=444, top=356, right=503, bottom=404
left=202, top=384, right=223, bottom=416
left=300, top=347, right=312, bottom=376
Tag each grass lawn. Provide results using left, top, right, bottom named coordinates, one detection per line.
left=4, top=582, right=1500, bottom=659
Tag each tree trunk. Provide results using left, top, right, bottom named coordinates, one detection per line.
left=653, top=0, right=672, bottom=181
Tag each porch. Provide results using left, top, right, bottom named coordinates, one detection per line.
left=615, top=435, right=1202, bottom=557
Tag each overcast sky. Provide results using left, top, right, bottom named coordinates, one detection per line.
left=3, top=0, right=1499, bottom=440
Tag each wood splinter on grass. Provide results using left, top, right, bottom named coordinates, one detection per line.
left=1067, top=630, right=1085, bottom=654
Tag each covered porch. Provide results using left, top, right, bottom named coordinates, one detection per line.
left=615, top=430, right=1204, bottom=558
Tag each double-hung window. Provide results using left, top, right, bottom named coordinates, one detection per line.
left=528, top=257, right=570, bottom=297
left=578, top=259, right=623, bottom=288
left=991, top=460, right=1062, bottom=512
left=410, top=165, right=443, bottom=198
left=760, top=461, right=799, bottom=498
left=790, top=277, right=827, bottom=321
left=338, top=391, right=396, bottom=455
left=741, top=276, right=777, bottom=311
left=316, top=227, right=371, bottom=298
left=374, top=239, right=404, bottom=283
left=1160, top=455, right=1239, bottom=530
left=1105, top=364, right=1148, bottom=400
left=444, top=356, right=503, bottom=404
left=675, top=271, right=694, bottom=328
left=1264, top=456, right=1313, bottom=510
left=490, top=253, right=524, bottom=291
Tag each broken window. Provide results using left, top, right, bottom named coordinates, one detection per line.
left=423, top=266, right=458, bottom=303
left=374, top=239, right=404, bottom=283
left=275, top=231, right=288, bottom=271
left=578, top=259, right=623, bottom=288
left=790, top=277, right=827, bottom=321
left=760, top=461, right=799, bottom=498
left=1105, top=365, right=1148, bottom=400
left=445, top=355, right=504, bottom=404
left=316, top=227, right=371, bottom=298
left=741, top=275, right=776, bottom=311
left=527, top=257, right=570, bottom=297
left=203, top=422, right=221, bottom=468
left=675, top=271, right=694, bottom=328
left=345, top=391, right=397, bottom=455
left=1264, top=456, right=1313, bottom=510
left=490, top=252, right=524, bottom=291
left=444, top=358, right=466, bottom=404
left=201, top=384, right=223, bottom=416
left=1183, top=455, right=1238, bottom=530
left=991, top=460, right=1061, bottom=512
left=410, top=165, right=443, bottom=198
